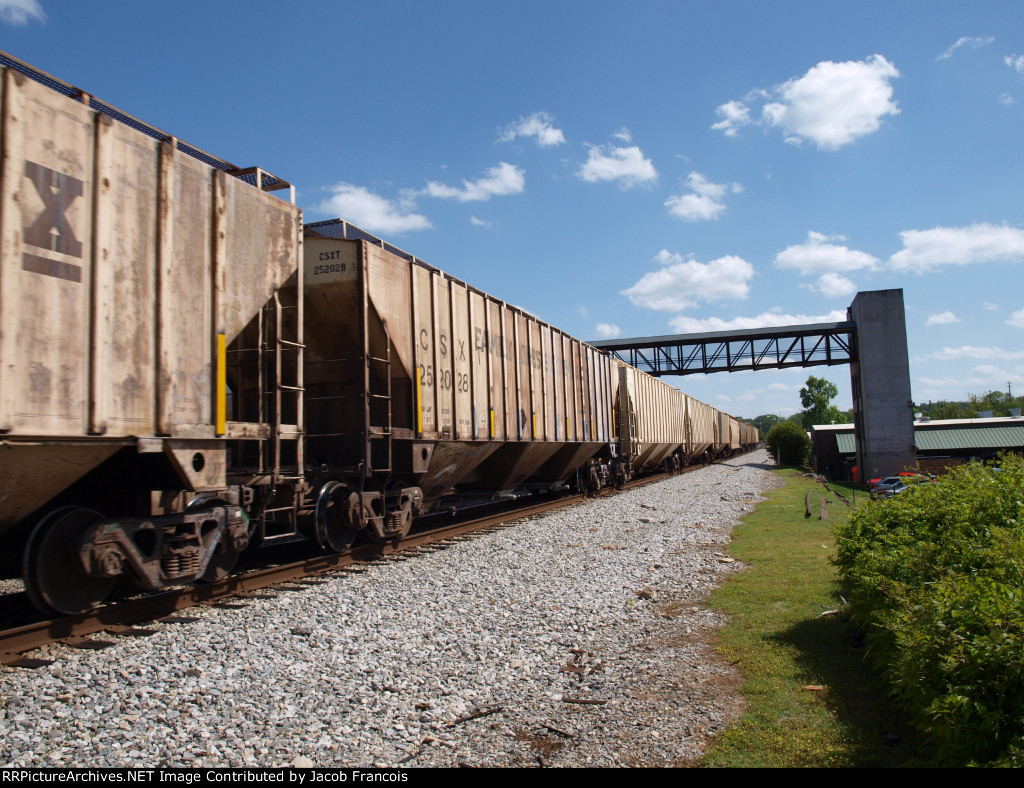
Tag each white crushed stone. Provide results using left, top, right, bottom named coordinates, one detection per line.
left=0, top=450, right=779, bottom=768
left=0, top=579, right=24, bottom=595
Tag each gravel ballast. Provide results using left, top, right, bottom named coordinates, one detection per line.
left=1, top=450, right=780, bottom=768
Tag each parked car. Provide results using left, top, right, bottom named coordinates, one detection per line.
left=871, top=479, right=911, bottom=499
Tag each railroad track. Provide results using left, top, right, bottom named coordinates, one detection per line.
left=0, top=469, right=692, bottom=667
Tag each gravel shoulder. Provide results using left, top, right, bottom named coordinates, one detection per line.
left=1, top=450, right=780, bottom=768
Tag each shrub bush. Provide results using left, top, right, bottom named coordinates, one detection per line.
left=765, top=421, right=811, bottom=466
left=834, top=454, right=1024, bottom=766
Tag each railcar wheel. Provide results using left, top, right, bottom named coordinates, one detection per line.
left=23, top=506, right=113, bottom=617
left=315, top=481, right=361, bottom=553
left=186, top=494, right=243, bottom=583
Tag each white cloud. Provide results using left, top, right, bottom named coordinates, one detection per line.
left=917, top=376, right=965, bottom=389
left=1000, top=93, right=1016, bottom=106
left=775, top=230, right=879, bottom=275
left=664, top=172, right=743, bottom=222
left=923, top=346, right=1024, bottom=361
left=984, top=302, right=999, bottom=311
left=594, top=322, right=622, bottom=339
left=1006, top=55, right=1024, bottom=75
left=665, top=194, right=723, bottom=222
left=578, top=144, right=657, bottom=188
left=622, top=251, right=753, bottom=311
left=733, top=382, right=794, bottom=402
left=968, top=365, right=1023, bottom=382
left=936, top=36, right=995, bottom=61
left=1008, top=308, right=1024, bottom=328
left=920, top=366, right=1024, bottom=398
left=716, top=56, right=901, bottom=149
left=469, top=216, right=492, bottom=228
left=668, top=309, right=847, bottom=333
left=761, top=55, right=900, bottom=150
left=889, top=223, right=1024, bottom=273
left=710, top=100, right=752, bottom=137
left=0, top=0, right=45, bottom=25
left=611, top=127, right=633, bottom=142
left=577, top=306, right=589, bottom=320
left=318, top=183, right=431, bottom=234
left=423, top=162, right=525, bottom=202
left=498, top=112, right=566, bottom=147
left=809, top=272, right=858, bottom=299
left=926, top=311, right=960, bottom=326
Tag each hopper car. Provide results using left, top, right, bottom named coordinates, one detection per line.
left=0, top=51, right=756, bottom=617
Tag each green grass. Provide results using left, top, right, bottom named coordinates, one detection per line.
left=698, top=469, right=933, bottom=767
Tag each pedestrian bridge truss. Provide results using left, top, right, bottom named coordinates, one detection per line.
left=590, top=321, right=856, bottom=377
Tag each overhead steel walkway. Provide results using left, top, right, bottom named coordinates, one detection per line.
left=590, top=290, right=916, bottom=480
left=589, top=321, right=856, bottom=376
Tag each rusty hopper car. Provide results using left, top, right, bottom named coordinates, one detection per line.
left=711, top=411, right=729, bottom=456
left=0, top=53, right=303, bottom=615
left=684, top=395, right=716, bottom=462
left=300, top=219, right=615, bottom=549
left=615, top=361, right=686, bottom=475
left=727, top=415, right=741, bottom=452
left=614, top=361, right=754, bottom=475
left=1, top=50, right=759, bottom=618
left=739, top=421, right=759, bottom=449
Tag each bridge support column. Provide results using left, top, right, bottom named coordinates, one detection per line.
left=848, top=289, right=916, bottom=480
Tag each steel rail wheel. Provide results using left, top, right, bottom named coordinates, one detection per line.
left=314, top=481, right=361, bottom=553
left=23, top=506, right=113, bottom=617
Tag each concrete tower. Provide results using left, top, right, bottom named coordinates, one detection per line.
left=848, top=289, right=917, bottom=479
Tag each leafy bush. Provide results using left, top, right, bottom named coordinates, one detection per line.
left=834, top=454, right=1024, bottom=766
left=765, top=421, right=811, bottom=466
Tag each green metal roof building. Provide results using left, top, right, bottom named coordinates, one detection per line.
left=812, top=417, right=1024, bottom=481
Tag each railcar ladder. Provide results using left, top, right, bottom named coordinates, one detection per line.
left=623, top=394, right=638, bottom=464
left=259, top=291, right=305, bottom=540
left=365, top=325, right=393, bottom=476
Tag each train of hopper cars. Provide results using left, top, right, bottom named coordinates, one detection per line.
left=0, top=50, right=757, bottom=617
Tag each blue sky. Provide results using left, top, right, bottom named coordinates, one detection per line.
left=4, top=1, right=1024, bottom=419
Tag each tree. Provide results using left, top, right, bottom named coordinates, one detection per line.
left=765, top=421, right=812, bottom=466
left=927, top=401, right=975, bottom=420
left=968, top=390, right=1021, bottom=417
left=916, top=391, right=1023, bottom=420
left=799, top=375, right=850, bottom=430
left=748, top=413, right=784, bottom=434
